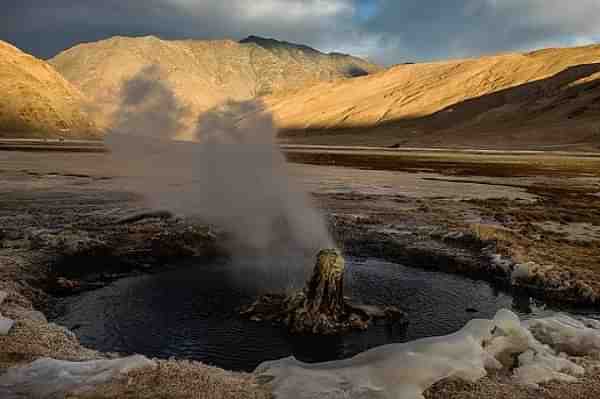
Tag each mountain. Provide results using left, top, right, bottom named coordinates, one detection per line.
left=0, top=40, right=98, bottom=139
left=49, top=35, right=381, bottom=135
left=265, top=45, right=600, bottom=150
left=12, top=35, right=600, bottom=149
left=239, top=35, right=372, bottom=77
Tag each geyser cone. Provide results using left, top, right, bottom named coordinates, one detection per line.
left=242, top=249, right=407, bottom=335
left=296, top=249, right=345, bottom=321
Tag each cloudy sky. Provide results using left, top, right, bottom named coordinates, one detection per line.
left=3, top=0, right=600, bottom=64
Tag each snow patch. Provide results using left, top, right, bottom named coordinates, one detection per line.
left=0, top=355, right=156, bottom=398
left=0, top=290, right=14, bottom=336
left=257, top=309, right=598, bottom=399
left=514, top=350, right=583, bottom=387
left=526, top=314, right=600, bottom=356
left=0, top=316, right=14, bottom=335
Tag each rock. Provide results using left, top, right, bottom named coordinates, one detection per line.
left=384, top=306, right=406, bottom=321
left=57, top=277, right=80, bottom=290
left=348, top=313, right=368, bottom=330
left=575, top=281, right=597, bottom=302
left=54, top=277, right=82, bottom=295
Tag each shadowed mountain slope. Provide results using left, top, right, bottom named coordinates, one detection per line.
left=266, top=45, right=600, bottom=150
left=0, top=40, right=98, bottom=139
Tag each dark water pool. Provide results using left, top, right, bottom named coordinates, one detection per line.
left=51, top=257, right=566, bottom=372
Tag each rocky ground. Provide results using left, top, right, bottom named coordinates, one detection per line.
left=1, top=150, right=600, bottom=397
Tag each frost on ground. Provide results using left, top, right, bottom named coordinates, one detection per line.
left=257, top=309, right=600, bottom=399
left=0, top=355, right=155, bottom=398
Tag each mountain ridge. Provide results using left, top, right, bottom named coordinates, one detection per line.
left=0, top=40, right=98, bottom=138
left=264, top=44, right=600, bottom=150
left=4, top=35, right=600, bottom=149
left=49, top=35, right=381, bottom=136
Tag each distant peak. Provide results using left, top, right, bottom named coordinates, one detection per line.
left=239, top=35, right=322, bottom=54
left=240, top=35, right=265, bottom=42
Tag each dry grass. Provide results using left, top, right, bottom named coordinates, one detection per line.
left=425, top=360, right=600, bottom=399
left=69, top=359, right=271, bottom=399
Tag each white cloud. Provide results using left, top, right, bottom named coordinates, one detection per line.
left=240, top=0, right=353, bottom=21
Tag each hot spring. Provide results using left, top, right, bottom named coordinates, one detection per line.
left=48, top=255, right=587, bottom=372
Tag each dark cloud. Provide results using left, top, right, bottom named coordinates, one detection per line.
left=0, top=0, right=355, bottom=59
left=1, top=1, right=599, bottom=64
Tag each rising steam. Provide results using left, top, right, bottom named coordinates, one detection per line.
left=106, top=66, right=334, bottom=290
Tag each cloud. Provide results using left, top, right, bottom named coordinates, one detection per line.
left=1, top=1, right=600, bottom=64
left=363, top=0, right=600, bottom=64
left=1, top=0, right=358, bottom=60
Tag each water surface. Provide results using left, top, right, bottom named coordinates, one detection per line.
left=51, top=257, right=568, bottom=371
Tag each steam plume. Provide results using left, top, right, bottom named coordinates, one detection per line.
left=106, top=66, right=334, bottom=290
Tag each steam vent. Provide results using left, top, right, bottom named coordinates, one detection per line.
left=242, top=249, right=407, bottom=335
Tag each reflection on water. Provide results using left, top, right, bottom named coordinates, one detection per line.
left=50, top=257, right=578, bottom=372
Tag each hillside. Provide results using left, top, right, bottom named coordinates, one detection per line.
left=0, top=41, right=98, bottom=139
left=49, top=35, right=381, bottom=136
left=266, top=45, right=600, bottom=150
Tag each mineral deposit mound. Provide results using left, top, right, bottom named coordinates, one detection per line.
left=242, top=249, right=407, bottom=335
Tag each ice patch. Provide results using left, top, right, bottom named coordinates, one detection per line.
left=257, top=309, right=596, bottom=399
left=580, top=316, right=600, bottom=330
left=0, top=290, right=14, bottom=335
left=0, top=355, right=156, bottom=398
left=513, top=349, right=583, bottom=387
left=0, top=316, right=14, bottom=335
left=526, top=314, right=600, bottom=356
